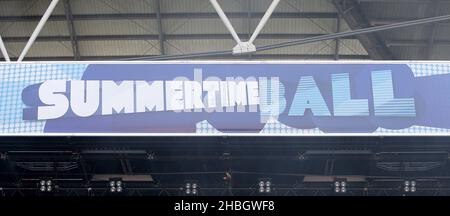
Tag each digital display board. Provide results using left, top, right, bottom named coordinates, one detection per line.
left=1, top=61, right=450, bottom=136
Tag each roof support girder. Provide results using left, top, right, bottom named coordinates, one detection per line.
left=63, top=0, right=80, bottom=60
left=17, top=0, right=60, bottom=62
left=154, top=0, right=165, bottom=55
left=332, top=0, right=395, bottom=60
left=425, top=0, right=440, bottom=59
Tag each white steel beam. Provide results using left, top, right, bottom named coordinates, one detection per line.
left=17, top=0, right=60, bottom=62
left=209, top=0, right=242, bottom=44
left=209, top=0, right=279, bottom=55
left=248, top=0, right=280, bottom=44
left=0, top=35, right=10, bottom=61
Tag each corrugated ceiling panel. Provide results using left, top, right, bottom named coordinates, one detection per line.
left=431, top=46, right=450, bottom=60
left=74, top=20, right=158, bottom=35
left=254, top=39, right=368, bottom=56
left=164, top=18, right=248, bottom=34
left=0, top=21, right=68, bottom=37
left=79, top=40, right=161, bottom=56
left=362, top=2, right=430, bottom=20
left=438, top=3, right=450, bottom=15
left=340, top=20, right=352, bottom=32
left=255, top=39, right=335, bottom=55
left=391, top=47, right=426, bottom=60
left=275, top=0, right=336, bottom=13
left=0, top=0, right=340, bottom=16
left=379, top=27, right=428, bottom=41
left=0, top=42, right=20, bottom=58
left=71, top=0, right=155, bottom=14
left=162, top=0, right=215, bottom=13
left=339, top=39, right=368, bottom=55
left=162, top=0, right=336, bottom=13
left=261, top=18, right=337, bottom=34
left=165, top=39, right=234, bottom=54
left=164, top=37, right=368, bottom=56
left=0, top=0, right=65, bottom=16
left=435, top=24, right=450, bottom=41
left=5, top=41, right=73, bottom=57
left=247, top=0, right=284, bottom=13
left=163, top=18, right=338, bottom=35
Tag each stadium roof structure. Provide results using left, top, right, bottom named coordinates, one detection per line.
left=0, top=0, right=449, bottom=61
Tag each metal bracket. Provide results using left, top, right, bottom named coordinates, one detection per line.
left=232, top=41, right=256, bottom=54
left=209, top=0, right=280, bottom=55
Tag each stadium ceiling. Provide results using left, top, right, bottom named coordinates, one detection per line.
left=0, top=0, right=449, bottom=61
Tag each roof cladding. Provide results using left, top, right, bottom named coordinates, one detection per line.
left=0, top=0, right=448, bottom=61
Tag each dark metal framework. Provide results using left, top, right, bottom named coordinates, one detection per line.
left=332, top=0, right=394, bottom=60
left=62, top=0, right=80, bottom=60
left=1, top=136, right=450, bottom=196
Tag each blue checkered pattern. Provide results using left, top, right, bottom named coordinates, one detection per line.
left=195, top=119, right=325, bottom=134
left=408, top=63, right=450, bottom=77
left=375, top=126, right=450, bottom=134
left=0, top=64, right=87, bottom=133
left=260, top=118, right=324, bottom=134
left=196, top=120, right=222, bottom=134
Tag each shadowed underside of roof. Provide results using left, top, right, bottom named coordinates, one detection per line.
left=0, top=0, right=448, bottom=61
